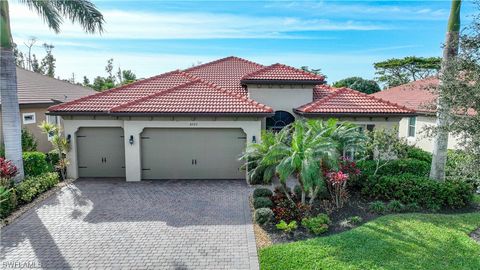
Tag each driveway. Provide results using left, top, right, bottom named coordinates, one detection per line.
left=1, top=178, right=258, bottom=269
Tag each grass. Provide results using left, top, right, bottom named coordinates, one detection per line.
left=260, top=213, right=480, bottom=270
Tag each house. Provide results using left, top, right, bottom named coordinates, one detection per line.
left=48, top=56, right=415, bottom=181
left=371, top=78, right=466, bottom=152
left=0, top=68, right=96, bottom=152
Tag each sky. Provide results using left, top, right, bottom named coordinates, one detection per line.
left=8, top=0, right=477, bottom=84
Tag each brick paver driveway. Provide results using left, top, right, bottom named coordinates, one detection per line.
left=1, top=178, right=258, bottom=269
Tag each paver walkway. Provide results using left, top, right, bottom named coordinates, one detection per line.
left=1, top=178, right=258, bottom=269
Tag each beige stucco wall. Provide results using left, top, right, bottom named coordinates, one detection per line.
left=0, top=105, right=53, bottom=153
left=62, top=115, right=263, bottom=182
left=398, top=115, right=463, bottom=152
left=247, top=84, right=313, bottom=116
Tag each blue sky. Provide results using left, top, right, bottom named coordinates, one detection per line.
left=9, top=0, right=477, bottom=83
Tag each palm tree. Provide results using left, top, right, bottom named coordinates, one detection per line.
left=241, top=131, right=278, bottom=184
left=430, top=0, right=461, bottom=181
left=1, top=0, right=104, bottom=180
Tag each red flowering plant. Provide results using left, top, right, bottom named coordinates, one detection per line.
left=0, top=158, right=18, bottom=179
left=326, top=170, right=349, bottom=208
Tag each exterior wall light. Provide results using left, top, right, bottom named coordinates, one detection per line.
left=252, top=135, right=256, bottom=143
left=66, top=134, right=71, bottom=144
left=129, top=135, right=134, bottom=145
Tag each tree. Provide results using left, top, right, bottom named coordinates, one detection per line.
left=300, top=66, right=327, bottom=80
left=122, top=69, right=136, bottom=84
left=82, top=76, right=91, bottom=87
left=23, top=36, right=36, bottom=70
left=365, top=127, right=408, bottom=176
left=0, top=0, right=104, bottom=180
left=333, top=77, right=381, bottom=94
left=40, top=43, right=56, bottom=77
left=105, top=58, right=115, bottom=84
left=430, top=0, right=461, bottom=181
left=12, top=43, right=25, bottom=68
left=31, top=54, right=40, bottom=73
left=374, top=56, right=442, bottom=88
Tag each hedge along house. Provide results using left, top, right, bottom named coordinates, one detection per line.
left=48, top=56, right=415, bottom=182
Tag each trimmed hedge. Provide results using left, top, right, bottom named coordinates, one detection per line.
left=254, top=197, right=273, bottom=209
left=362, top=173, right=474, bottom=209
left=254, top=208, right=274, bottom=225
left=16, top=172, right=59, bottom=205
left=253, top=187, right=273, bottom=198
left=0, top=187, right=17, bottom=218
left=406, top=146, right=432, bottom=163
left=23, top=152, right=51, bottom=177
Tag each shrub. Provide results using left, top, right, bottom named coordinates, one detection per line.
left=23, top=152, right=50, bottom=177
left=293, top=185, right=302, bottom=199
left=16, top=172, right=59, bottom=204
left=0, top=186, right=17, bottom=218
left=0, top=158, right=18, bottom=179
left=362, top=173, right=474, bottom=209
left=253, top=197, right=273, bottom=209
left=378, top=159, right=430, bottom=177
left=387, top=200, right=405, bottom=212
left=406, top=146, right=432, bottom=163
left=405, top=202, right=421, bottom=212
left=253, top=187, right=273, bottom=198
left=348, top=216, right=363, bottom=224
left=326, top=171, right=349, bottom=208
left=369, top=201, right=386, bottom=213
left=21, top=129, right=38, bottom=151
left=254, top=208, right=274, bottom=225
left=45, top=151, right=60, bottom=171
left=276, top=220, right=297, bottom=234
left=302, top=214, right=330, bottom=235
left=272, top=197, right=310, bottom=222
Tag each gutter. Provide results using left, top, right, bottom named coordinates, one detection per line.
left=293, top=109, right=418, bottom=118
left=46, top=111, right=274, bottom=117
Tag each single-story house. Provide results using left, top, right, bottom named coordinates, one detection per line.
left=48, top=56, right=415, bottom=181
left=0, top=67, right=96, bottom=152
left=371, top=78, right=467, bottom=152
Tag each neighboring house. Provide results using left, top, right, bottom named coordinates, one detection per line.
left=372, top=78, right=465, bottom=152
left=0, top=67, right=96, bottom=152
left=48, top=56, right=414, bottom=181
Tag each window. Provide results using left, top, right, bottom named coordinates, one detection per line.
left=266, top=111, right=295, bottom=132
left=408, top=117, right=416, bottom=137
left=22, top=112, right=36, bottom=125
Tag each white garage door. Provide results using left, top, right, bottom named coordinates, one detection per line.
left=77, top=127, right=126, bottom=177
left=141, top=128, right=246, bottom=180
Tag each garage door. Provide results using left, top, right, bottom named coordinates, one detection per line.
left=77, top=127, right=126, bottom=177
left=141, top=128, right=246, bottom=180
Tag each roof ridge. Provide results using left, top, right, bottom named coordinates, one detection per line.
left=110, top=79, right=202, bottom=112
left=16, top=67, right=93, bottom=91
left=49, top=70, right=185, bottom=112
left=183, top=56, right=264, bottom=73
left=241, top=62, right=324, bottom=81
left=180, top=71, right=272, bottom=112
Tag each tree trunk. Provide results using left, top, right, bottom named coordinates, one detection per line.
left=1, top=1, right=24, bottom=180
left=430, top=0, right=461, bottom=181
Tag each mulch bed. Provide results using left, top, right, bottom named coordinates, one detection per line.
left=253, top=191, right=480, bottom=246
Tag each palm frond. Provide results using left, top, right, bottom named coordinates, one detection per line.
left=20, top=0, right=62, bottom=33
left=51, top=0, right=104, bottom=33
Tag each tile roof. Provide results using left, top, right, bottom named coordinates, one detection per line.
left=110, top=79, right=272, bottom=114
left=371, top=78, right=439, bottom=113
left=184, top=56, right=264, bottom=95
left=241, top=63, right=324, bottom=83
left=296, top=85, right=415, bottom=115
left=0, top=67, right=95, bottom=105
left=49, top=56, right=414, bottom=117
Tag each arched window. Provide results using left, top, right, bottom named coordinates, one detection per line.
left=266, top=111, right=295, bottom=132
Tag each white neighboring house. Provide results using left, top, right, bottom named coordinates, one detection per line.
left=372, top=78, right=466, bottom=152
left=48, top=56, right=415, bottom=182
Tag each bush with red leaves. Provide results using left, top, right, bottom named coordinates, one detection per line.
left=0, top=158, right=18, bottom=179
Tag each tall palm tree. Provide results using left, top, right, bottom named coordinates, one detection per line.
left=430, top=0, right=461, bottom=181
left=1, top=0, right=104, bottom=179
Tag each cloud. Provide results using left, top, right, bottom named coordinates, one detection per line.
left=9, top=3, right=388, bottom=41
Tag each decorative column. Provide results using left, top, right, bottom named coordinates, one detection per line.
left=123, top=122, right=143, bottom=182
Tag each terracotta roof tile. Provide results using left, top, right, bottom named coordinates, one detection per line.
left=371, top=78, right=439, bottom=113
left=296, top=85, right=414, bottom=115
left=110, top=79, right=272, bottom=114
left=242, top=63, right=324, bottom=83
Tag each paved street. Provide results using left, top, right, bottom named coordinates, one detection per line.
left=1, top=178, right=258, bottom=269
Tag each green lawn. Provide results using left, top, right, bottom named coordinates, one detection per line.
left=260, top=213, right=480, bottom=270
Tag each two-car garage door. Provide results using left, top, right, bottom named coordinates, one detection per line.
left=76, top=127, right=246, bottom=180
left=141, top=128, right=246, bottom=180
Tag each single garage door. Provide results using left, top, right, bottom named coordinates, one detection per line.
left=141, top=128, right=246, bottom=180
left=77, top=127, right=126, bottom=177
